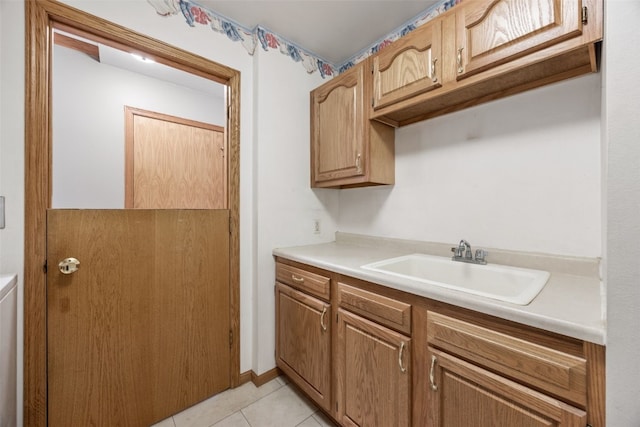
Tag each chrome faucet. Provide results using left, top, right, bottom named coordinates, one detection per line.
left=451, top=240, right=487, bottom=265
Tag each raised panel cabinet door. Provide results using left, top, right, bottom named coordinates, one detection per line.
left=455, top=0, right=583, bottom=79
left=336, top=309, right=411, bottom=427
left=372, top=19, right=443, bottom=110
left=311, top=63, right=365, bottom=185
left=275, top=283, right=332, bottom=412
left=426, top=348, right=587, bottom=427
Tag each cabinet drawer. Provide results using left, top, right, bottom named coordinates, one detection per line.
left=426, top=311, right=587, bottom=406
left=276, top=262, right=330, bottom=300
left=338, top=283, right=411, bottom=335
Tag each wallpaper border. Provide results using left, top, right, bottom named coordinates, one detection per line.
left=146, top=0, right=461, bottom=78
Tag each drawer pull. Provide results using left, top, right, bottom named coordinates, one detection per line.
left=320, top=306, right=328, bottom=332
left=399, top=342, right=407, bottom=373
left=291, top=274, right=305, bottom=283
left=429, top=354, right=438, bottom=391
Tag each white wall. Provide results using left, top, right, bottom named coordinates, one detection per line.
left=0, top=1, right=25, bottom=425
left=253, top=45, right=338, bottom=373
left=603, top=0, right=640, bottom=424
left=339, top=73, right=602, bottom=258
left=53, top=44, right=225, bottom=208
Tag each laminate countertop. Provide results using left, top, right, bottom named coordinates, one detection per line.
left=273, top=233, right=605, bottom=345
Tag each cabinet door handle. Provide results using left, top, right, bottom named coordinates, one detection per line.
left=291, top=274, right=305, bottom=283
left=355, top=153, right=362, bottom=173
left=320, top=306, right=328, bottom=332
left=429, top=354, right=438, bottom=391
left=457, top=47, right=464, bottom=74
left=398, top=342, right=407, bottom=373
left=431, top=58, right=438, bottom=83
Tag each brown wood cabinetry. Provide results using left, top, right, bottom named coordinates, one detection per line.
left=423, top=309, right=601, bottom=427
left=455, top=0, right=585, bottom=80
left=372, top=19, right=443, bottom=110
left=426, top=348, right=587, bottom=426
left=336, top=309, right=411, bottom=427
left=275, top=264, right=332, bottom=412
left=311, top=59, right=395, bottom=188
left=335, top=283, right=412, bottom=426
left=370, top=0, right=603, bottom=126
left=274, top=258, right=605, bottom=427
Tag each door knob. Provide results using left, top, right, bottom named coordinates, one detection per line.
left=58, top=257, right=80, bottom=274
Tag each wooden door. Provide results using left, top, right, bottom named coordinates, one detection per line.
left=46, top=209, right=230, bottom=426
left=275, top=283, right=331, bottom=412
left=372, top=19, right=443, bottom=110
left=455, top=0, right=583, bottom=79
left=336, top=308, right=411, bottom=427
left=125, top=107, right=227, bottom=209
left=311, top=62, right=365, bottom=184
left=426, top=347, right=587, bottom=426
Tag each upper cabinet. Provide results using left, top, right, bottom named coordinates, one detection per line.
left=369, top=0, right=603, bottom=127
left=372, top=19, right=443, bottom=111
left=455, top=0, right=584, bottom=79
left=311, top=58, right=395, bottom=189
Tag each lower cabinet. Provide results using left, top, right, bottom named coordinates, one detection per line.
left=274, top=258, right=605, bottom=427
left=426, top=347, right=586, bottom=426
left=275, top=282, right=332, bottom=412
left=336, top=308, right=411, bottom=427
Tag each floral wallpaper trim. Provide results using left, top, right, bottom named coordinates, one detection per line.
left=146, top=0, right=460, bottom=78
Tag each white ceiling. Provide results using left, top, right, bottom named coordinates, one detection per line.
left=196, top=0, right=440, bottom=65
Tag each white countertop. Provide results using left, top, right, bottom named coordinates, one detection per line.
left=0, top=274, right=17, bottom=300
left=273, top=234, right=605, bottom=345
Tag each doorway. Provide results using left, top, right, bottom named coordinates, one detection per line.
left=24, top=1, right=241, bottom=425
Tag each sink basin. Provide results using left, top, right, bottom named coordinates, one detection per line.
left=361, top=254, right=550, bottom=305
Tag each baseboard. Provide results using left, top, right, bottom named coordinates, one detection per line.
left=238, top=367, right=283, bottom=388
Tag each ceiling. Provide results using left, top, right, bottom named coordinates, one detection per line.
left=196, top=0, right=440, bottom=65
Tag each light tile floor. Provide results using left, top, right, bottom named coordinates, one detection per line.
left=153, top=377, right=338, bottom=427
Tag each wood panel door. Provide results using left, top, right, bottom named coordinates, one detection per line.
left=46, top=209, right=230, bottom=426
left=125, top=107, right=227, bottom=209
left=336, top=308, right=411, bottom=427
left=426, top=347, right=587, bottom=426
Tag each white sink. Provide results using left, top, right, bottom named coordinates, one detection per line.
left=361, top=254, right=549, bottom=305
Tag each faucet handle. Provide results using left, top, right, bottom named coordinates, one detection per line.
left=474, top=249, right=488, bottom=263
left=451, top=246, right=463, bottom=257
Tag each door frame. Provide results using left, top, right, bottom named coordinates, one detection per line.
left=24, top=1, right=241, bottom=425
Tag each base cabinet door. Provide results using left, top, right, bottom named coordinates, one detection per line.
left=275, top=283, right=331, bottom=412
left=336, top=308, right=411, bottom=427
left=426, top=347, right=587, bottom=427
